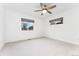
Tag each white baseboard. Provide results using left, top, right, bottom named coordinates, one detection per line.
left=45, top=36, right=79, bottom=45
left=0, top=42, right=4, bottom=51
left=5, top=36, right=46, bottom=44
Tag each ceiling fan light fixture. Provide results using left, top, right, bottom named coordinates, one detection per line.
left=42, top=10, right=47, bottom=13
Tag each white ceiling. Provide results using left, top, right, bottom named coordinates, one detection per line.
left=4, top=3, right=79, bottom=19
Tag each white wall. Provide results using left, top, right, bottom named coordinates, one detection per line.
left=4, top=10, right=43, bottom=42
left=0, top=4, right=5, bottom=50
left=4, top=4, right=79, bottom=45
left=45, top=7, right=79, bottom=45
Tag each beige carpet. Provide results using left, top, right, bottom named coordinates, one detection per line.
left=0, top=38, right=79, bottom=56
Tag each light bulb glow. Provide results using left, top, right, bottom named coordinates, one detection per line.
left=42, top=10, right=47, bottom=13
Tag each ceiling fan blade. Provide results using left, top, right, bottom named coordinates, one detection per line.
left=40, top=3, right=43, bottom=8
left=48, top=5, right=56, bottom=9
left=47, top=10, right=52, bottom=14
left=34, top=10, right=42, bottom=12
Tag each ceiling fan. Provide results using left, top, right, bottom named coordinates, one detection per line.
left=34, top=3, right=56, bottom=15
